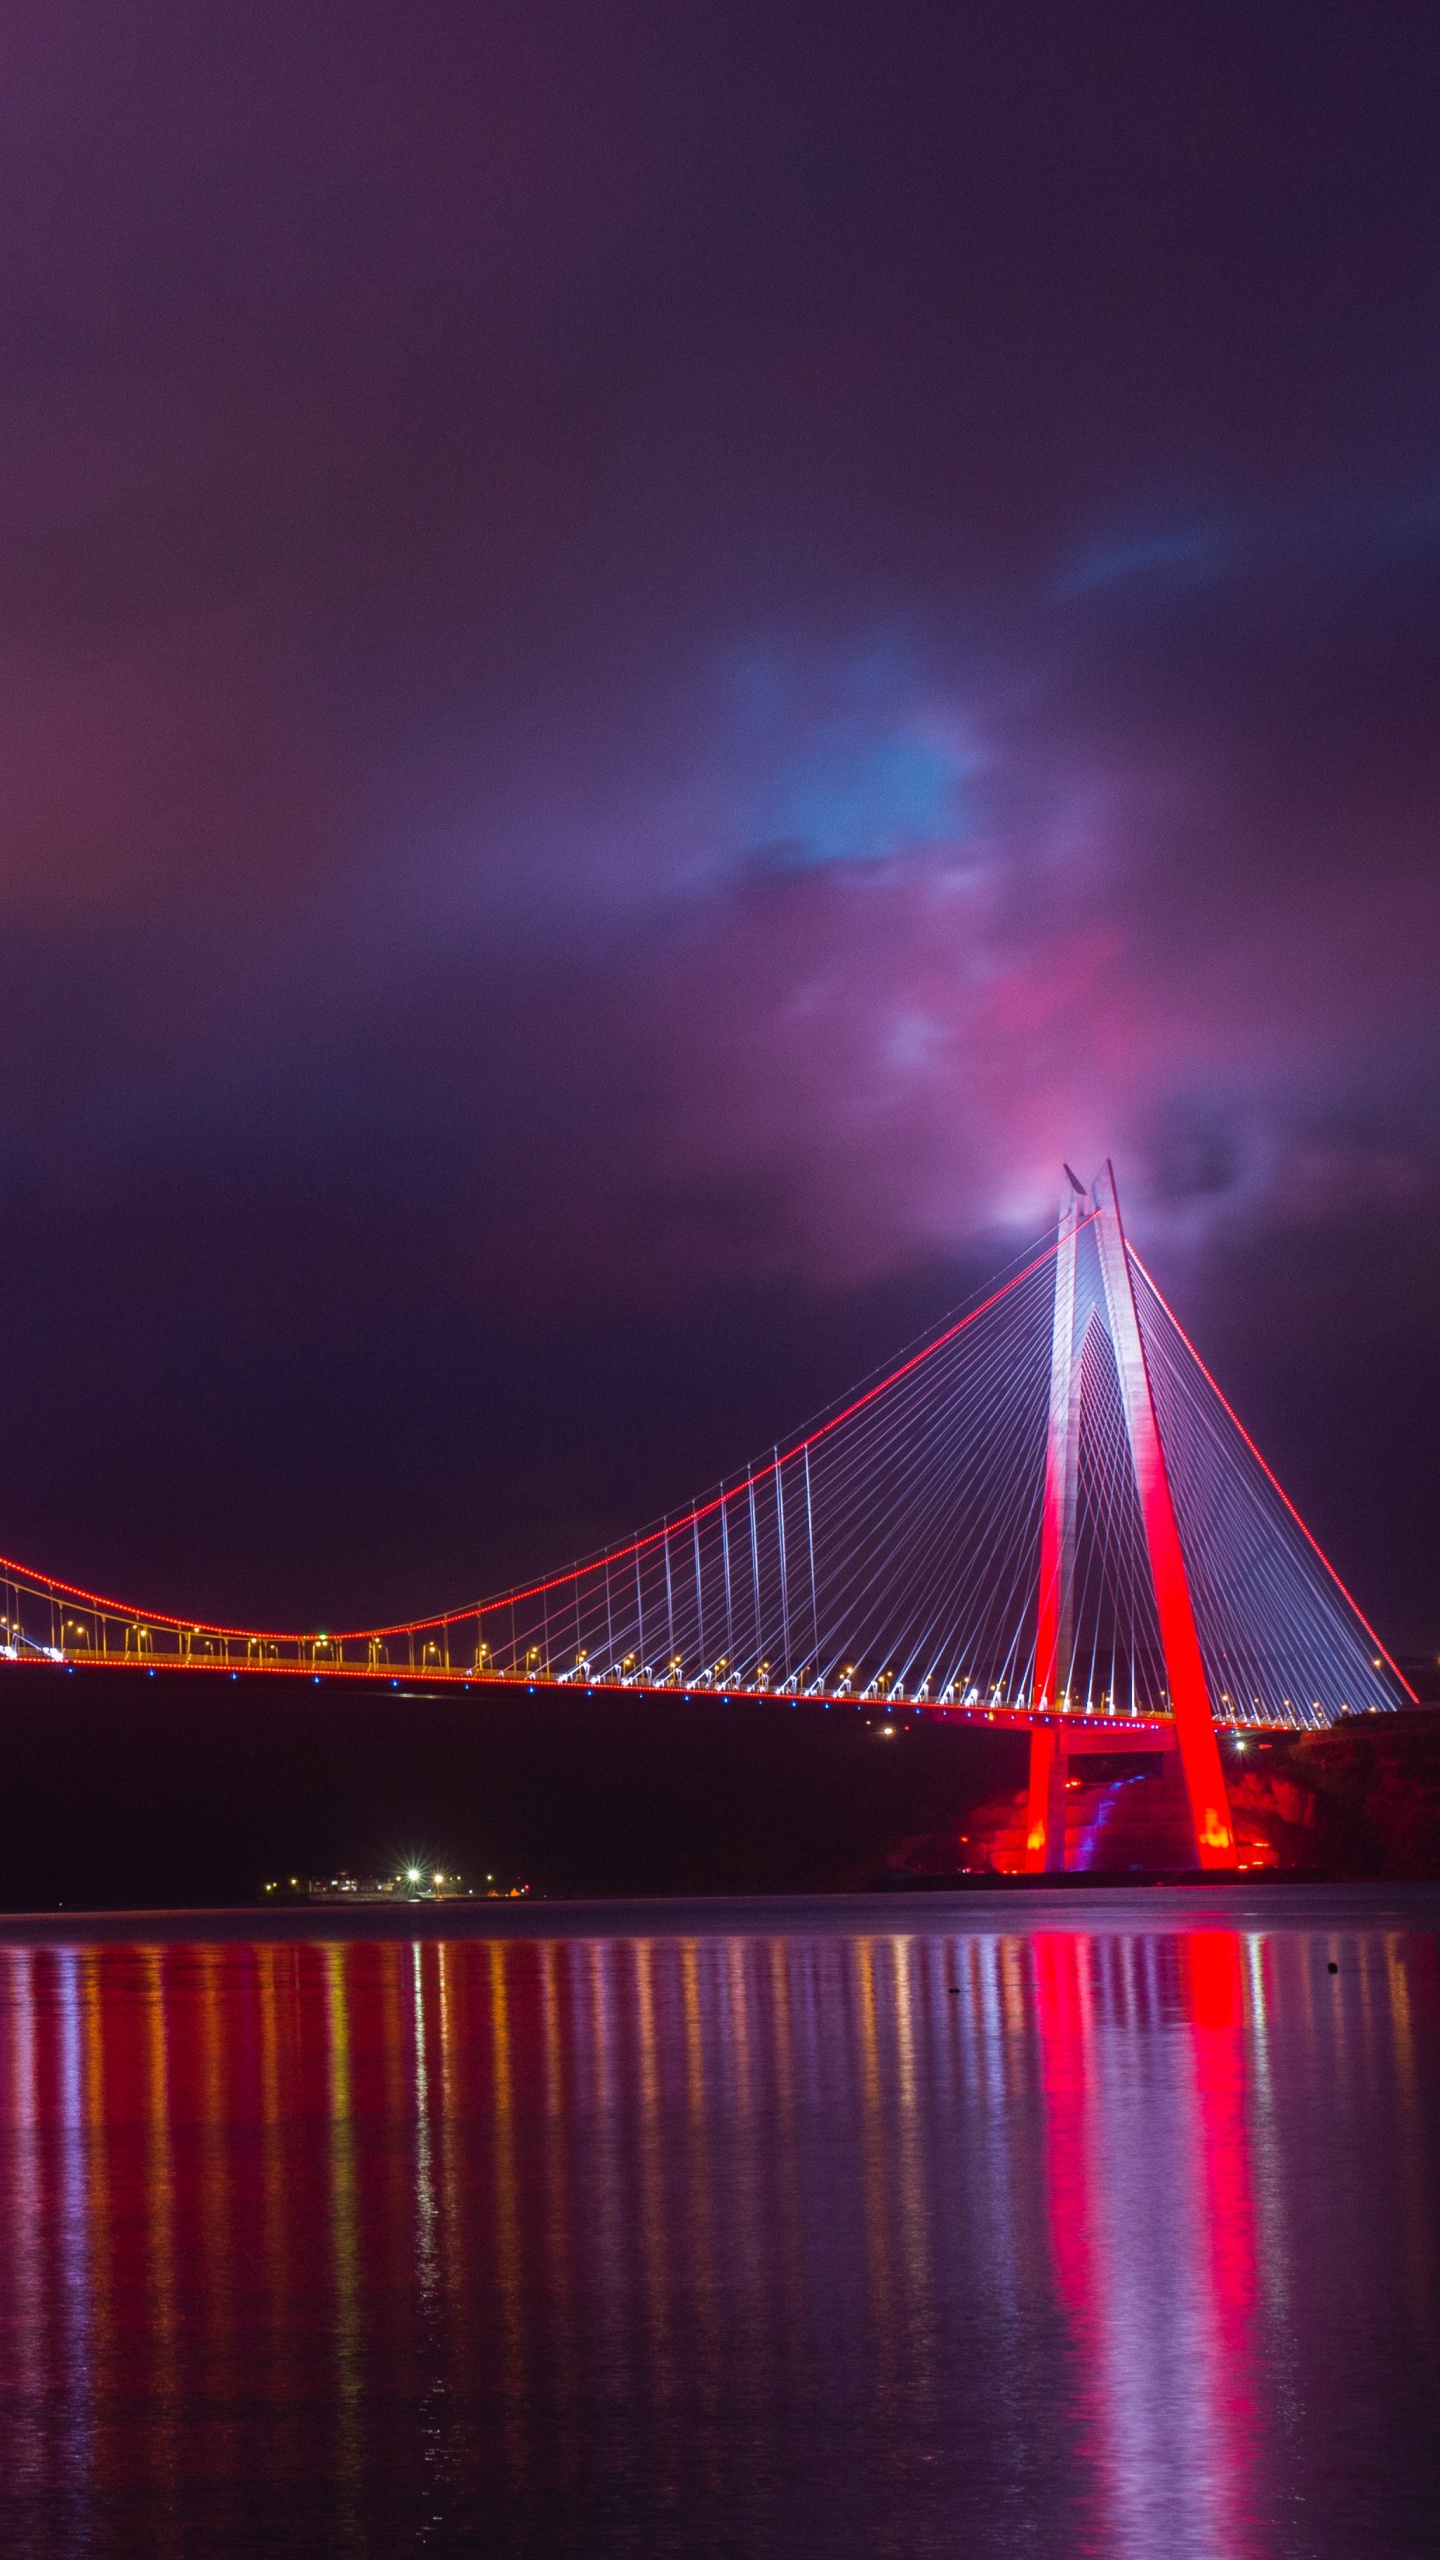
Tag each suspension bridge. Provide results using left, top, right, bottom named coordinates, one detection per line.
left=0, top=1165, right=1413, bottom=1872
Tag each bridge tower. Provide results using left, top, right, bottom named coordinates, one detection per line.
left=1025, top=1163, right=1237, bottom=1874
left=1025, top=1171, right=1084, bottom=1871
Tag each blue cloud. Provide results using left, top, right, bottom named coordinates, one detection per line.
left=1059, top=526, right=1221, bottom=600
left=746, top=725, right=968, bottom=868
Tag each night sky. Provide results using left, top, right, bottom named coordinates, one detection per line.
left=4, top=4, right=1438, bottom=1653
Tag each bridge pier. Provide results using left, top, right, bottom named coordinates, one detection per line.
left=1024, top=1722, right=1069, bottom=1873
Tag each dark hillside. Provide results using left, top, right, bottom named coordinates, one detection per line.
left=0, top=1666, right=1023, bottom=1909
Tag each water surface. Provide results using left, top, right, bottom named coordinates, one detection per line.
left=0, top=1889, right=1436, bottom=2556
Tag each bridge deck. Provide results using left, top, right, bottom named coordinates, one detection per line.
left=0, top=1650, right=1311, bottom=1737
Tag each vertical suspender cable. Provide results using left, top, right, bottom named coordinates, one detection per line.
left=747, top=1471, right=761, bottom=1674
left=775, top=1447, right=791, bottom=1683
left=803, top=1443, right=819, bottom=1674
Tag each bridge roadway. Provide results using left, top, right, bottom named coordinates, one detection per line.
left=0, top=1641, right=1301, bottom=1740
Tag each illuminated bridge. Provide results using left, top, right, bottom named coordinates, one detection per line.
left=0, top=1165, right=1412, bottom=1873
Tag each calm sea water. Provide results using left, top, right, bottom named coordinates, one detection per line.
left=0, top=1890, right=1435, bottom=2558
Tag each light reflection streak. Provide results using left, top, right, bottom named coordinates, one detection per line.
left=537, top=1934, right=580, bottom=2505
left=1033, top=1930, right=1257, bottom=2560
left=964, top=1931, right=1034, bottom=2494
left=487, top=1937, right=527, bottom=2483
left=196, top=1943, right=236, bottom=2427
left=141, top=1946, right=180, bottom=2518
left=721, top=1938, right=764, bottom=2371
left=594, top=1936, right=644, bottom=2413
left=1, top=1950, right=44, bottom=2496
left=324, top=1943, right=363, bottom=2546
left=1383, top=1935, right=1436, bottom=2382
left=55, top=1947, right=91, bottom=2418
left=1244, top=1932, right=1295, bottom=2411
left=854, top=1936, right=894, bottom=2360
left=80, top=1951, right=113, bottom=2497
left=409, top=1940, right=450, bottom=2543
left=679, top=1937, right=720, bottom=2426
left=633, top=1938, right=675, bottom=2415
left=54, top=1947, right=98, bottom=2528
left=436, top=1938, right=477, bottom=2439
left=411, top=1942, right=438, bottom=2312
left=255, top=1945, right=297, bottom=2471
left=887, top=1937, right=937, bottom=2445
left=764, top=1938, right=806, bottom=2371
left=374, top=1944, right=413, bottom=2407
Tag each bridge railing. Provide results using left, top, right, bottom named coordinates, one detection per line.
left=0, top=1563, right=1316, bottom=1740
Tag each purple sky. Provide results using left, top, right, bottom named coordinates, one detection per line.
left=3, top=3, right=1438, bottom=1645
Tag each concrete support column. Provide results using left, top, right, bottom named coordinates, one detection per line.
left=1025, top=1722, right=1069, bottom=1872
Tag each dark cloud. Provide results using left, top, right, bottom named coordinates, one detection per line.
left=1, top=2, right=1438, bottom=1646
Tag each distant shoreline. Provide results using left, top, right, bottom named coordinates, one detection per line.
left=2, top=1881, right=1437, bottom=1943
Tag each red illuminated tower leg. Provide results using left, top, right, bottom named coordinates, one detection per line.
left=1025, top=1723, right=1071, bottom=1874
left=1028, top=1179, right=1083, bottom=1873
left=1091, top=1162, right=1237, bottom=1871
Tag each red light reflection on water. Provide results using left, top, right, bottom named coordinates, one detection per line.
left=1031, top=1928, right=1257, bottom=2559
